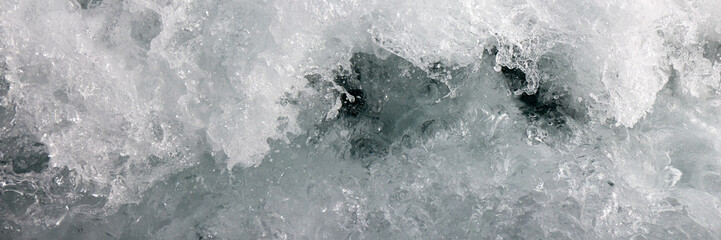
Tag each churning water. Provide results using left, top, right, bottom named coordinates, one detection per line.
left=2, top=0, right=721, bottom=239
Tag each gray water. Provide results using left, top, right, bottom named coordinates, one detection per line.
left=2, top=0, right=721, bottom=239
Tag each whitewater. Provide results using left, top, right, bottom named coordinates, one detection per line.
left=1, top=0, right=721, bottom=239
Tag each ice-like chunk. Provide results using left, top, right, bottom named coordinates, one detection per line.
left=600, top=31, right=669, bottom=127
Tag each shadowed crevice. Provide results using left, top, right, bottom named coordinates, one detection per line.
left=501, top=66, right=567, bottom=127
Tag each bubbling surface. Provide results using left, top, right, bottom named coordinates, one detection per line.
left=1, top=0, right=721, bottom=239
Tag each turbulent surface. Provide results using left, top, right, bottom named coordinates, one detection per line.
left=1, top=0, right=721, bottom=239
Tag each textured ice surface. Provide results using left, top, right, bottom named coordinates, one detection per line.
left=2, top=0, right=721, bottom=239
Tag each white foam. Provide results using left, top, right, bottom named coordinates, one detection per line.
left=3, top=0, right=721, bottom=210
